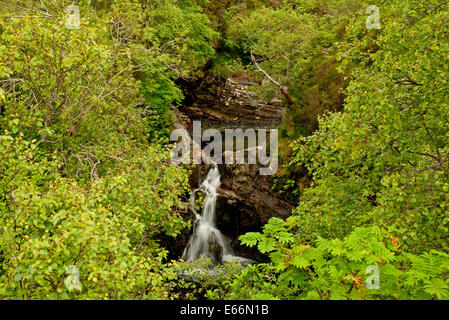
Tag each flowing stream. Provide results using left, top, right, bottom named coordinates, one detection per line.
left=182, top=164, right=253, bottom=267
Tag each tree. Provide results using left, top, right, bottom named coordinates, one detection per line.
left=0, top=0, right=212, bottom=299
left=234, top=0, right=449, bottom=300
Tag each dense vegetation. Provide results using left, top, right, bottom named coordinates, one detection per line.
left=1, top=0, right=448, bottom=300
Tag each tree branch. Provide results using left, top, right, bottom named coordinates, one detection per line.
left=250, top=53, right=298, bottom=106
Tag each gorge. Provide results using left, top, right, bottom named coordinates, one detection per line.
left=173, top=74, right=293, bottom=265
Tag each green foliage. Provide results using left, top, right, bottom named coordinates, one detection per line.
left=237, top=220, right=449, bottom=300
left=235, top=0, right=449, bottom=301
left=0, top=125, right=187, bottom=299
left=0, top=0, right=212, bottom=299
left=210, top=50, right=245, bottom=77
left=226, top=6, right=319, bottom=100
left=223, top=0, right=361, bottom=193
left=139, top=71, right=183, bottom=142
left=171, top=258, right=246, bottom=300
left=290, top=0, right=449, bottom=251
left=199, top=0, right=277, bottom=33
left=2, top=0, right=449, bottom=301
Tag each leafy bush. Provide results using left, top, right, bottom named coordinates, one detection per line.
left=237, top=219, right=449, bottom=300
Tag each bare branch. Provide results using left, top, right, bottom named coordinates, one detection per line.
left=250, top=52, right=298, bottom=106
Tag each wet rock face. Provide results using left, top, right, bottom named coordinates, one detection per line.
left=162, top=162, right=293, bottom=262
left=217, top=164, right=292, bottom=222
left=207, top=235, right=224, bottom=266
left=193, top=164, right=293, bottom=261
left=178, top=74, right=284, bottom=131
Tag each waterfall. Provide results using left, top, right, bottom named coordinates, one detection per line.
left=182, top=164, right=234, bottom=265
left=182, top=164, right=255, bottom=268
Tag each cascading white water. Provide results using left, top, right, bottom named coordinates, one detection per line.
left=182, top=164, right=234, bottom=265
left=182, top=164, right=256, bottom=268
